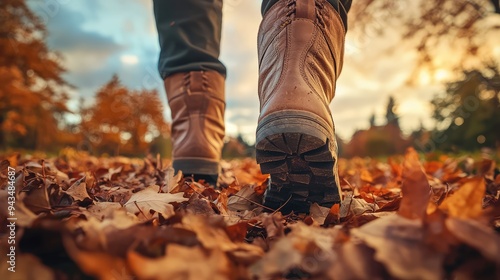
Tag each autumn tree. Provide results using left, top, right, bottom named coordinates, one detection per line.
left=0, top=0, right=70, bottom=150
left=81, top=75, right=168, bottom=156
left=431, top=64, right=500, bottom=150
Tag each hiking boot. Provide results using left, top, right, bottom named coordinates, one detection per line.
left=256, top=0, right=346, bottom=212
left=164, top=70, right=225, bottom=184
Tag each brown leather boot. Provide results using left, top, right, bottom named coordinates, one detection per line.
left=164, top=71, right=225, bottom=183
left=256, top=0, right=346, bottom=212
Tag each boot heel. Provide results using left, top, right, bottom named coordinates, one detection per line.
left=255, top=110, right=341, bottom=213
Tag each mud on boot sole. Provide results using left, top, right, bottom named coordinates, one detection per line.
left=256, top=111, right=342, bottom=213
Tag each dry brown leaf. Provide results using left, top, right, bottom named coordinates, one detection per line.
left=309, top=203, right=330, bottom=225
left=227, top=185, right=259, bottom=211
left=182, top=215, right=264, bottom=264
left=162, top=166, right=182, bottom=193
left=124, top=185, right=188, bottom=219
left=439, top=177, right=485, bottom=219
left=225, top=221, right=249, bottom=242
left=19, top=181, right=51, bottom=214
left=341, top=194, right=378, bottom=217
left=105, top=166, right=122, bottom=181
left=260, top=212, right=285, bottom=240
left=67, top=209, right=139, bottom=254
left=0, top=190, right=38, bottom=227
left=63, top=234, right=132, bottom=280
left=86, top=202, right=123, bottom=220
left=186, top=194, right=215, bottom=215
left=423, top=208, right=457, bottom=254
left=478, top=159, right=495, bottom=179
left=249, top=234, right=302, bottom=278
left=65, top=177, right=91, bottom=202
left=328, top=242, right=386, bottom=280
left=352, top=214, right=443, bottom=280
left=98, top=208, right=139, bottom=230
left=446, top=217, right=500, bottom=263
left=398, top=147, right=431, bottom=220
left=250, top=222, right=338, bottom=278
left=128, top=245, right=232, bottom=280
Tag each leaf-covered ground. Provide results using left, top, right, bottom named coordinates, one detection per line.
left=1, top=148, right=499, bottom=280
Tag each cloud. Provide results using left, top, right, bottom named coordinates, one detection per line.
left=28, top=1, right=123, bottom=96
left=28, top=0, right=166, bottom=110
left=219, top=1, right=261, bottom=141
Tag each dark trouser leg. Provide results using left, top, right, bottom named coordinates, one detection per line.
left=261, top=0, right=352, bottom=30
left=153, top=0, right=226, bottom=79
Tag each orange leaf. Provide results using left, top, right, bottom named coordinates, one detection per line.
left=439, top=177, right=485, bottom=219
left=398, top=148, right=431, bottom=220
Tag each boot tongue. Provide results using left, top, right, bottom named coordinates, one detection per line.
left=295, top=0, right=315, bottom=20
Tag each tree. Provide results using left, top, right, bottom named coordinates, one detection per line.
left=385, top=96, right=400, bottom=127
left=369, top=112, right=376, bottom=127
left=81, top=75, right=169, bottom=156
left=350, top=0, right=500, bottom=83
left=0, top=0, right=70, bottom=150
left=431, top=64, right=500, bottom=150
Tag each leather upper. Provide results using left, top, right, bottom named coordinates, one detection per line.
left=164, top=71, right=225, bottom=161
left=257, top=0, right=346, bottom=131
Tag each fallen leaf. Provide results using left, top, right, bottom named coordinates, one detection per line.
left=309, top=203, right=330, bottom=225
left=478, top=159, right=495, bottom=179
left=423, top=208, right=457, bottom=254
left=439, top=177, right=485, bottom=219
left=341, top=194, right=378, bottom=217
left=446, top=217, right=500, bottom=263
left=182, top=214, right=263, bottom=264
left=249, top=234, right=302, bottom=278
left=324, top=204, right=341, bottom=225
left=65, top=177, right=91, bottom=202
left=260, top=212, right=285, bottom=240
left=328, top=242, right=386, bottom=280
left=124, top=185, right=188, bottom=219
left=105, top=166, right=122, bottom=181
left=128, top=245, right=231, bottom=280
left=86, top=202, right=123, bottom=220
left=99, top=208, right=140, bottom=230
left=250, top=222, right=339, bottom=278
left=162, top=166, right=182, bottom=193
left=225, top=221, right=249, bottom=242
left=19, top=182, right=51, bottom=214
left=398, top=147, right=431, bottom=220
left=0, top=190, right=38, bottom=227
left=186, top=194, right=215, bottom=215
left=227, top=185, right=259, bottom=211
left=352, top=214, right=443, bottom=280
left=63, top=234, right=132, bottom=280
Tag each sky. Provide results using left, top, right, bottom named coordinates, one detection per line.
left=29, top=0, right=500, bottom=143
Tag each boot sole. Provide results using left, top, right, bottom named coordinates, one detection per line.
left=256, top=110, right=342, bottom=213
left=173, top=158, right=219, bottom=176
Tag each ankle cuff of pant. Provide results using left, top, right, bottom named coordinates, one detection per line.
left=173, top=158, right=220, bottom=176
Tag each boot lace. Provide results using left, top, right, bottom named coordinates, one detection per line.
left=283, top=0, right=326, bottom=27
left=316, top=0, right=326, bottom=28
